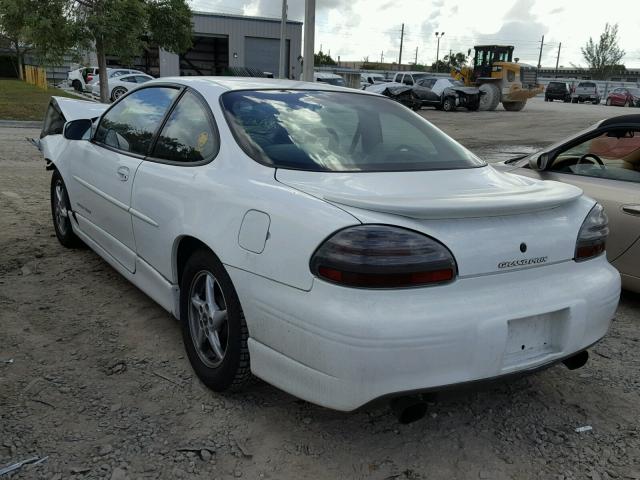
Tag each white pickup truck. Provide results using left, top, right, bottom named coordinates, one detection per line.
left=571, top=81, right=601, bottom=104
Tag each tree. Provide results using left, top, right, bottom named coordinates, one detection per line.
left=74, top=0, right=193, bottom=102
left=315, top=50, right=337, bottom=66
left=431, top=51, right=467, bottom=73
left=0, top=0, right=30, bottom=78
left=0, top=0, right=77, bottom=79
left=581, top=23, right=626, bottom=80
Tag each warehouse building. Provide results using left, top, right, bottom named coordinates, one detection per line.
left=157, top=12, right=303, bottom=78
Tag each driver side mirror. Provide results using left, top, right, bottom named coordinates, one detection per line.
left=63, top=118, right=93, bottom=140
left=529, top=152, right=551, bottom=171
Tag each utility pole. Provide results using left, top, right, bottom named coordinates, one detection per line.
left=414, top=46, right=418, bottom=65
left=398, top=23, right=404, bottom=66
left=448, top=49, right=452, bottom=69
left=555, top=42, right=562, bottom=77
left=381, top=50, right=384, bottom=63
left=537, top=34, right=544, bottom=72
left=302, top=0, right=315, bottom=81
left=278, top=0, right=288, bottom=79
left=435, top=32, right=444, bottom=72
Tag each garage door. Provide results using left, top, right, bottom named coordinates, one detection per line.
left=180, top=35, right=229, bottom=76
left=245, top=37, right=289, bottom=77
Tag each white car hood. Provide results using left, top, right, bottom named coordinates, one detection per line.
left=276, top=165, right=583, bottom=220
left=53, top=96, right=107, bottom=121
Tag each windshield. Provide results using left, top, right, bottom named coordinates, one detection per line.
left=221, top=90, right=485, bottom=172
left=317, top=77, right=345, bottom=86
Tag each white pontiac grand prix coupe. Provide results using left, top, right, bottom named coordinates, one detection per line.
left=40, top=78, right=620, bottom=414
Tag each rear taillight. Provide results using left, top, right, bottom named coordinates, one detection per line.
left=575, top=203, right=609, bottom=261
left=310, top=225, right=457, bottom=288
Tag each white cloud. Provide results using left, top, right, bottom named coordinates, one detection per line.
left=189, top=0, right=640, bottom=68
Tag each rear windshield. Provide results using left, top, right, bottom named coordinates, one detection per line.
left=221, top=90, right=484, bottom=172
left=579, top=82, right=596, bottom=88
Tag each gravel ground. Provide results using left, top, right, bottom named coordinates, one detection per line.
left=1, top=98, right=639, bottom=479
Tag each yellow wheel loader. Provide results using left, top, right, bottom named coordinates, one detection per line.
left=451, top=45, right=544, bottom=111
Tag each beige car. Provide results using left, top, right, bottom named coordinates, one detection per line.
left=495, top=114, right=640, bottom=292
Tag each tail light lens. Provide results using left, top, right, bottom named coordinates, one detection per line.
left=310, top=225, right=457, bottom=288
left=575, top=203, right=609, bottom=261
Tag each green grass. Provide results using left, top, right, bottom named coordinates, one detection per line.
left=0, top=78, right=79, bottom=121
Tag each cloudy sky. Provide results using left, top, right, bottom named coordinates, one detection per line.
left=189, top=0, right=640, bottom=68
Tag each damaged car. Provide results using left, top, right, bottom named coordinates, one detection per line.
left=38, top=79, right=620, bottom=418
left=365, top=77, right=482, bottom=112
left=412, top=77, right=482, bottom=111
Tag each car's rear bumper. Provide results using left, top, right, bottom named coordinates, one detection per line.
left=229, top=256, right=620, bottom=411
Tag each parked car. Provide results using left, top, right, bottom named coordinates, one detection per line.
left=494, top=115, right=640, bottom=292
left=366, top=77, right=481, bottom=112
left=89, top=73, right=154, bottom=102
left=544, top=81, right=572, bottom=102
left=39, top=78, right=620, bottom=415
left=86, top=68, right=145, bottom=87
left=313, top=72, right=345, bottom=86
left=413, top=77, right=481, bottom=111
left=67, top=66, right=99, bottom=92
left=571, top=81, right=600, bottom=104
left=605, top=87, right=640, bottom=107
left=360, top=72, right=386, bottom=88
left=392, top=71, right=431, bottom=86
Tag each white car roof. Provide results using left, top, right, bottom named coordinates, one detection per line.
left=146, top=76, right=374, bottom=95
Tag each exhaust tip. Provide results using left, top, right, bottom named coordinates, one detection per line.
left=563, top=350, right=589, bottom=370
left=390, top=396, right=428, bottom=424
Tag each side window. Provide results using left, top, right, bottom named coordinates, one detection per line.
left=94, top=87, right=179, bottom=156
left=394, top=73, right=402, bottom=83
left=120, top=76, right=136, bottom=83
left=151, top=91, right=217, bottom=163
left=135, top=76, right=150, bottom=83
left=550, top=130, right=640, bottom=183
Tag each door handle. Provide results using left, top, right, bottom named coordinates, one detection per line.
left=117, top=166, right=129, bottom=182
left=622, top=205, right=640, bottom=216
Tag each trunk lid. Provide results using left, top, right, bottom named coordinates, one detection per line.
left=276, top=166, right=590, bottom=277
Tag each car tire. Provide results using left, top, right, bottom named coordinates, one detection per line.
left=71, top=79, right=83, bottom=92
left=479, top=83, right=500, bottom=111
left=50, top=170, right=83, bottom=248
left=544, top=96, right=549, bottom=102
left=111, top=87, right=127, bottom=102
left=564, top=95, right=571, bottom=103
left=624, top=100, right=631, bottom=108
left=442, top=97, right=456, bottom=112
left=571, top=97, right=578, bottom=104
left=592, top=99, right=600, bottom=105
left=180, top=249, right=251, bottom=392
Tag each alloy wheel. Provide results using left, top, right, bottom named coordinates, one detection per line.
left=188, top=271, right=229, bottom=368
left=53, top=180, right=69, bottom=236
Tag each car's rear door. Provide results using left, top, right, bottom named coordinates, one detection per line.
left=68, top=86, right=180, bottom=272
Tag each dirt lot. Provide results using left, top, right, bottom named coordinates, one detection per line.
left=1, top=98, right=639, bottom=480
